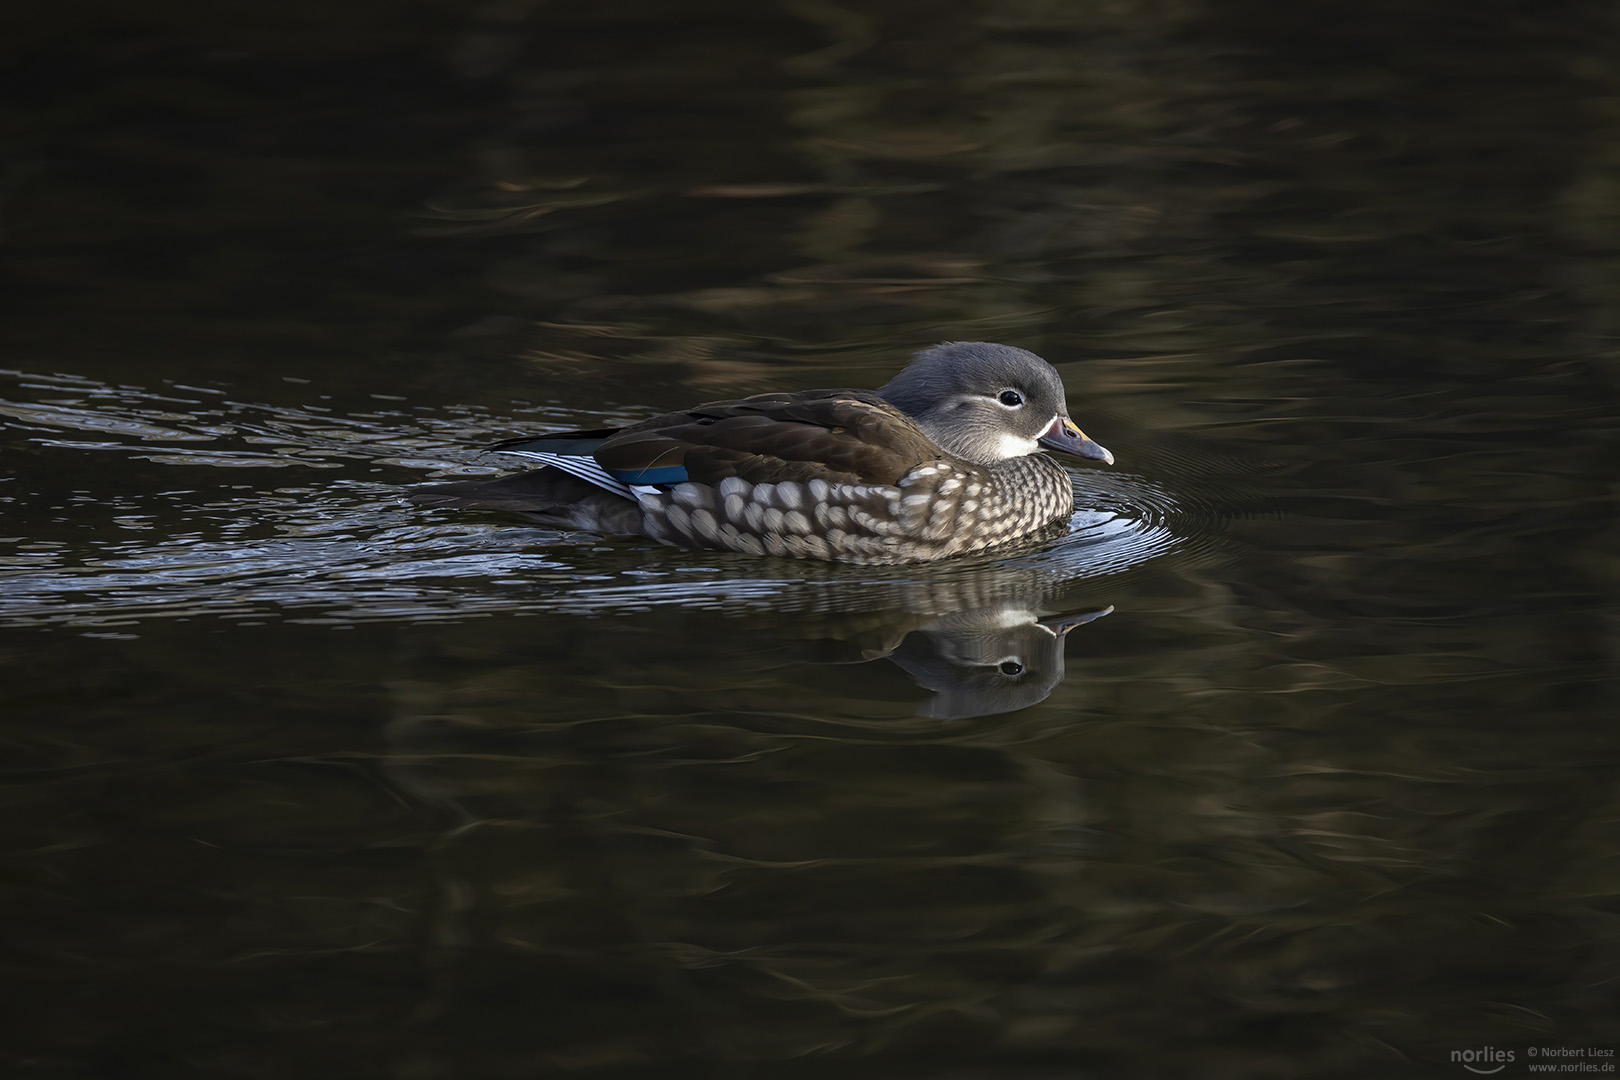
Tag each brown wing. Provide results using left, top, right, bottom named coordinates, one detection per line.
left=592, top=388, right=942, bottom=486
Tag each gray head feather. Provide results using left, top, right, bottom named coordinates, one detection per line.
left=878, top=342, right=1069, bottom=465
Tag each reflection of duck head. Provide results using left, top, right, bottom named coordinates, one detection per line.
left=882, top=605, right=1112, bottom=719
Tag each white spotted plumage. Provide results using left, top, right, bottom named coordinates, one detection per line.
left=605, top=453, right=1075, bottom=565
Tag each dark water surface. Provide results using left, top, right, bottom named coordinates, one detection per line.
left=4, top=2, right=1618, bottom=1076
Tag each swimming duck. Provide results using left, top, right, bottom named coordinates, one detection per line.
left=408, top=341, right=1113, bottom=565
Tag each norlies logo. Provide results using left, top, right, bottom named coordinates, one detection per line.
left=1453, top=1047, right=1516, bottom=1074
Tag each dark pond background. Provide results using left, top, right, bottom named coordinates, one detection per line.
left=3, top=1, right=1618, bottom=1077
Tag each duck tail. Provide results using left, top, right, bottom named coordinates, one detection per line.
left=407, top=469, right=648, bottom=536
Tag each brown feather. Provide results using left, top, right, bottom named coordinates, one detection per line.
left=593, top=389, right=940, bottom=485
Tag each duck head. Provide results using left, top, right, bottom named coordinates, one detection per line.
left=877, top=342, right=1113, bottom=468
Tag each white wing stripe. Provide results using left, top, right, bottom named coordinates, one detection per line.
left=503, top=450, right=634, bottom=499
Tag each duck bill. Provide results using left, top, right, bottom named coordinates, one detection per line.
left=1038, top=416, right=1114, bottom=464
left=1038, top=605, right=1115, bottom=636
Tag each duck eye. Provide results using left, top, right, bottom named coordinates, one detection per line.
left=997, top=389, right=1023, bottom=407
left=998, top=660, right=1024, bottom=676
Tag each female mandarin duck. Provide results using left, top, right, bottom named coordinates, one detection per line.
left=409, top=341, right=1113, bottom=565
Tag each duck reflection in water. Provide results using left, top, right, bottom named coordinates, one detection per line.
left=708, top=535, right=1119, bottom=720
left=791, top=600, right=1113, bottom=719
left=878, top=604, right=1112, bottom=719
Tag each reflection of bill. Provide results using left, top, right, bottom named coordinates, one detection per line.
left=878, top=605, right=1113, bottom=719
